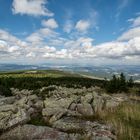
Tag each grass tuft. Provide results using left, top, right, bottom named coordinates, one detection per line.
left=95, top=100, right=140, bottom=140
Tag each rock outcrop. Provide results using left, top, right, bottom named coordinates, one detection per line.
left=0, top=89, right=43, bottom=132
left=0, top=125, right=69, bottom=140
left=42, top=86, right=127, bottom=125
left=0, top=86, right=127, bottom=140
left=0, top=124, right=116, bottom=140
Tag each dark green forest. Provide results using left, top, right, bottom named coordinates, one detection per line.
left=0, top=72, right=139, bottom=97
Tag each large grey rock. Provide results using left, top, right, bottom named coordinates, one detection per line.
left=0, top=89, right=43, bottom=131
left=92, top=95, right=105, bottom=113
left=7, top=109, right=30, bottom=129
left=0, top=96, right=16, bottom=105
left=14, top=97, right=28, bottom=108
left=11, top=88, right=33, bottom=98
left=52, top=117, right=116, bottom=140
left=77, top=103, right=94, bottom=116
left=34, top=100, right=44, bottom=110
left=69, top=102, right=77, bottom=111
left=81, top=93, right=93, bottom=103
left=42, top=106, right=67, bottom=124
left=0, top=123, right=115, bottom=140
left=43, top=97, right=74, bottom=123
left=52, top=117, right=84, bottom=133
left=0, top=107, right=30, bottom=131
left=0, top=125, right=69, bottom=140
left=44, top=97, right=74, bottom=109
left=0, top=104, right=17, bottom=112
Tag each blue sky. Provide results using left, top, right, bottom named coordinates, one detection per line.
left=0, top=0, right=140, bottom=65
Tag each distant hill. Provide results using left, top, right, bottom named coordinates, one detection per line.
left=0, top=63, right=140, bottom=81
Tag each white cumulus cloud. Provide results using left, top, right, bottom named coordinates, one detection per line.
left=12, top=0, right=54, bottom=16
left=75, top=20, right=90, bottom=32
left=118, top=27, right=140, bottom=41
left=129, top=16, right=140, bottom=27
left=8, top=46, right=20, bottom=53
left=42, top=18, right=58, bottom=28
left=26, top=32, right=43, bottom=44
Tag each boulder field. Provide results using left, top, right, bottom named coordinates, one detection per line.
left=0, top=86, right=127, bottom=140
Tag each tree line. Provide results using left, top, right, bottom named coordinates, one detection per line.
left=105, top=73, right=134, bottom=93
left=0, top=73, right=139, bottom=97
left=0, top=76, right=103, bottom=96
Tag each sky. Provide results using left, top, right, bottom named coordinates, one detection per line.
left=0, top=0, right=140, bottom=65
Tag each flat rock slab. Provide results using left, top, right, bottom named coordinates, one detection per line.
left=52, top=117, right=116, bottom=140
left=0, top=124, right=69, bottom=140
left=0, top=96, right=16, bottom=105
left=0, top=123, right=116, bottom=140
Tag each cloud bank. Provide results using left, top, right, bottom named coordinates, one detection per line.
left=0, top=1, right=140, bottom=65
left=0, top=25, right=140, bottom=64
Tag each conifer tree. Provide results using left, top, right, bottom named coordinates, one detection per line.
left=127, top=76, right=134, bottom=87
left=119, top=73, right=127, bottom=92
